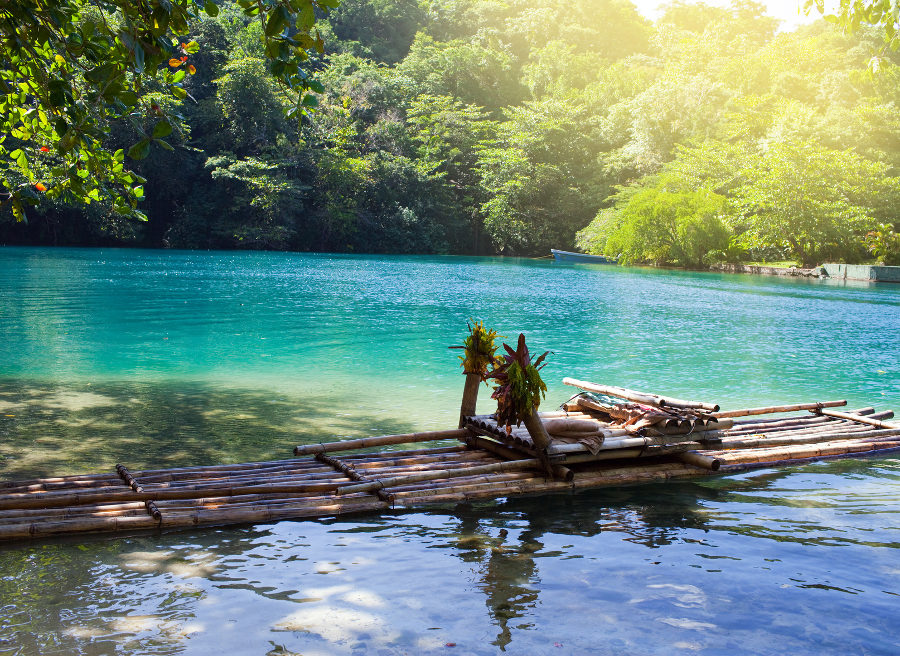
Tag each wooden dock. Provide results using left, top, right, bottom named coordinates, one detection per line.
left=1, top=383, right=898, bottom=542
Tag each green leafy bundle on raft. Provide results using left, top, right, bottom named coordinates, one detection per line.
left=486, top=333, right=550, bottom=432
left=450, top=320, right=501, bottom=379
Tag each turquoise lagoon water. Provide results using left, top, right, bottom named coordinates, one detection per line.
left=0, top=247, right=899, bottom=655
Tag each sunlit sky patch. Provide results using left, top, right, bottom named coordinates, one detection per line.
left=631, top=1, right=839, bottom=32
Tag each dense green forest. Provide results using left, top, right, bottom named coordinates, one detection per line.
left=3, top=0, right=899, bottom=266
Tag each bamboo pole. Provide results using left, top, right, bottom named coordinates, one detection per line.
left=815, top=409, right=899, bottom=429
left=293, top=428, right=468, bottom=456
left=546, top=430, right=714, bottom=455
left=716, top=438, right=900, bottom=465
left=0, top=476, right=126, bottom=494
left=462, top=435, right=570, bottom=478
left=558, top=443, right=701, bottom=464
left=131, top=458, right=322, bottom=478
left=714, top=400, right=846, bottom=418
left=389, top=475, right=546, bottom=499
left=335, top=458, right=544, bottom=495
left=720, top=443, right=900, bottom=475
left=345, top=450, right=492, bottom=467
left=676, top=451, right=721, bottom=471
left=714, top=427, right=900, bottom=450
left=0, top=487, right=378, bottom=519
left=2, top=495, right=386, bottom=524
left=0, top=473, right=121, bottom=490
left=137, top=467, right=344, bottom=487
left=128, top=469, right=352, bottom=490
left=0, top=480, right=351, bottom=511
left=539, top=410, right=596, bottom=419
left=0, top=497, right=392, bottom=540
left=385, top=471, right=539, bottom=494
left=135, top=461, right=335, bottom=484
left=477, top=416, right=632, bottom=442
left=396, top=479, right=572, bottom=505
left=334, top=445, right=466, bottom=460
left=729, top=414, right=834, bottom=429
left=394, top=477, right=583, bottom=506
left=329, top=460, right=497, bottom=483
left=724, top=417, right=848, bottom=436
left=541, top=417, right=604, bottom=433
left=463, top=435, right=531, bottom=461
left=392, top=462, right=711, bottom=507
left=0, top=501, right=149, bottom=520
left=522, top=409, right=555, bottom=476
left=562, top=378, right=720, bottom=412
left=459, top=372, right=482, bottom=428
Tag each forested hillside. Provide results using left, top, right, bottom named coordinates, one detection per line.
left=4, top=0, right=899, bottom=265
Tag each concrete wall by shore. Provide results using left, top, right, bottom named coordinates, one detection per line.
left=710, top=264, right=824, bottom=277
left=711, top=262, right=900, bottom=283
left=822, top=263, right=900, bottom=282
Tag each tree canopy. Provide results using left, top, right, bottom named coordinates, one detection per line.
left=3, top=0, right=899, bottom=268
left=0, top=0, right=331, bottom=222
left=805, top=0, right=900, bottom=57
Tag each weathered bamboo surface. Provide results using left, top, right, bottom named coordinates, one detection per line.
left=2, top=396, right=898, bottom=543
left=562, top=378, right=720, bottom=412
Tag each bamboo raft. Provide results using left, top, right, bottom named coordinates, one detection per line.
left=1, top=378, right=898, bottom=542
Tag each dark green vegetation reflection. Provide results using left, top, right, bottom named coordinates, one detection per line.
left=1, top=458, right=898, bottom=655
left=3, top=1, right=899, bottom=267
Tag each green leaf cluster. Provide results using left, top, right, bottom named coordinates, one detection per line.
left=450, top=320, right=501, bottom=378
left=865, top=223, right=900, bottom=265
left=0, top=0, right=330, bottom=224
left=487, top=334, right=549, bottom=432
left=804, top=0, right=900, bottom=63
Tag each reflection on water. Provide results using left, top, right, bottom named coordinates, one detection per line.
left=1, top=458, right=898, bottom=655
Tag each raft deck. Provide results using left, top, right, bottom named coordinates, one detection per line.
left=1, top=390, right=898, bottom=542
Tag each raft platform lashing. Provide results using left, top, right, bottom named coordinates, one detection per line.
left=1, top=385, right=899, bottom=542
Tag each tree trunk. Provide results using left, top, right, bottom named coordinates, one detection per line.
left=522, top=410, right=555, bottom=478
left=459, top=372, right=481, bottom=428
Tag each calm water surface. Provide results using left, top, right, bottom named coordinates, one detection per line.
left=1, top=247, right=899, bottom=655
